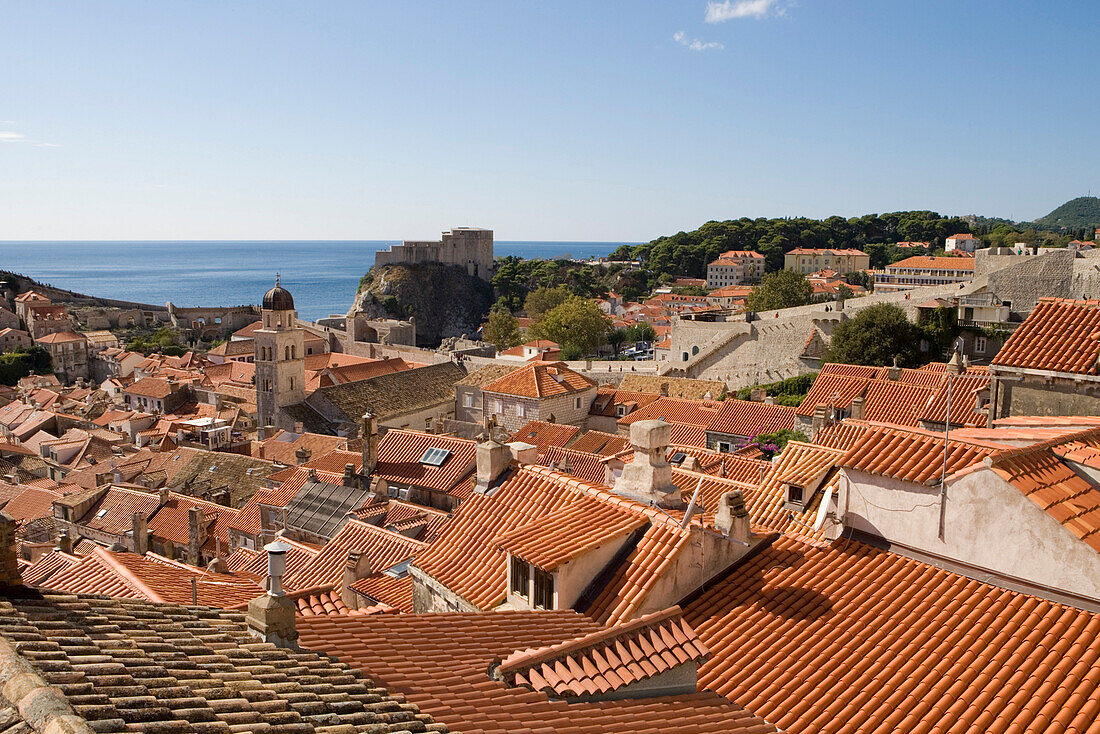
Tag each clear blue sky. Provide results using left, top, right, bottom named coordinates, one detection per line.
left=2, top=1, right=1097, bottom=242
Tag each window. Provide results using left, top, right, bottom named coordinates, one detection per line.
left=975, top=336, right=987, bottom=354
left=574, top=397, right=582, bottom=410
left=492, top=399, right=503, bottom=414
left=288, top=377, right=294, bottom=390
left=510, top=555, right=529, bottom=598
left=462, top=393, right=474, bottom=408
left=420, top=447, right=452, bottom=466
left=533, top=567, right=554, bottom=609
left=516, top=403, right=525, bottom=417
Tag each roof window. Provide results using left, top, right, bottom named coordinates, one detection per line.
left=420, top=447, right=452, bottom=467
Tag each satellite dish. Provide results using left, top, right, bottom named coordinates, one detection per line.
left=813, top=485, right=835, bottom=532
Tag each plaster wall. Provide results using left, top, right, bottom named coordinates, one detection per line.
left=840, top=467, right=1100, bottom=601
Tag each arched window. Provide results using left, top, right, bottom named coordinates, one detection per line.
left=682, top=352, right=689, bottom=361
left=291, top=345, right=296, bottom=359
left=285, top=346, right=290, bottom=361
left=692, top=345, right=699, bottom=356
left=289, top=377, right=294, bottom=390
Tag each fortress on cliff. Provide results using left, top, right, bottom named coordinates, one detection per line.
left=373, top=227, right=495, bottom=280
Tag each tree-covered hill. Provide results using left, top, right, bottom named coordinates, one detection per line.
left=609, top=211, right=973, bottom=278
left=1032, top=196, right=1100, bottom=231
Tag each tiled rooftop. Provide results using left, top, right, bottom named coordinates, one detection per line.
left=481, top=362, right=595, bottom=398
left=618, top=397, right=723, bottom=428
left=839, top=423, right=1002, bottom=484
left=992, top=298, right=1100, bottom=375
left=373, top=429, right=477, bottom=496
left=497, top=606, right=709, bottom=699
left=297, top=609, right=776, bottom=734
left=0, top=589, right=443, bottom=733
left=494, top=496, right=647, bottom=571
left=705, top=398, right=797, bottom=438
left=283, top=518, right=427, bottom=591
left=684, top=532, right=1100, bottom=734
left=509, top=419, right=580, bottom=456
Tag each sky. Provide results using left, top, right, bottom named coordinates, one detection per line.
left=1, top=0, right=1098, bottom=242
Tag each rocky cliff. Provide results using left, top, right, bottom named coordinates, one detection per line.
left=350, top=263, right=494, bottom=348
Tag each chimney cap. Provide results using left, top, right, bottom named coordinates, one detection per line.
left=264, top=538, right=292, bottom=556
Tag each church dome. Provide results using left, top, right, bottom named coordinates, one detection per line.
left=263, top=276, right=294, bottom=311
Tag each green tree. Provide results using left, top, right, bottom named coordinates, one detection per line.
left=826, top=303, right=923, bottom=366
left=918, top=306, right=961, bottom=361
left=481, top=307, right=522, bottom=352
left=0, top=347, right=53, bottom=386
left=747, top=270, right=813, bottom=312
left=523, top=286, right=572, bottom=320
left=626, top=323, right=657, bottom=343
left=754, top=429, right=809, bottom=455
left=843, top=271, right=873, bottom=290
left=530, top=297, right=612, bottom=356
left=607, top=328, right=628, bottom=356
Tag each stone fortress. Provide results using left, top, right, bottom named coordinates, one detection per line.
left=373, top=227, right=495, bottom=280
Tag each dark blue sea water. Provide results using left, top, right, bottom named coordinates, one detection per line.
left=0, top=240, right=627, bottom=321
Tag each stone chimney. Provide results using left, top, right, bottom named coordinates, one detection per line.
left=294, top=447, right=312, bottom=465
left=849, top=395, right=865, bottom=421
left=342, top=463, right=360, bottom=489
left=714, top=490, right=752, bottom=544
left=187, top=506, right=205, bottom=566
left=131, top=512, right=149, bottom=555
left=158, top=486, right=170, bottom=506
left=57, top=529, right=73, bottom=555
left=613, top=420, right=681, bottom=508
left=947, top=345, right=964, bottom=374
left=0, top=511, right=22, bottom=590
left=811, top=404, right=831, bottom=439
left=887, top=356, right=901, bottom=381
left=113, top=467, right=125, bottom=484
left=659, top=382, right=670, bottom=397
left=247, top=539, right=298, bottom=649
left=361, top=412, right=379, bottom=475
left=749, top=387, right=766, bottom=402
left=340, top=551, right=372, bottom=610
left=506, top=441, right=537, bottom=466
left=293, top=421, right=304, bottom=434
left=475, top=438, right=509, bottom=493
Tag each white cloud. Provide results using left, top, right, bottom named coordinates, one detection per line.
left=0, top=131, right=26, bottom=142
left=705, top=0, right=786, bottom=22
left=673, top=30, right=724, bottom=52
left=32, top=142, right=61, bottom=148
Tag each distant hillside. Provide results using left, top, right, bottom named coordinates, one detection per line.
left=1033, top=196, right=1100, bottom=231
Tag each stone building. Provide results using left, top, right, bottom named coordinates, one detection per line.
left=480, top=362, right=598, bottom=432
left=706, top=251, right=765, bottom=288
left=34, top=330, right=89, bottom=382
left=784, top=248, right=870, bottom=275
left=873, top=255, right=975, bottom=292
left=254, top=277, right=306, bottom=431
left=373, top=227, right=495, bottom=280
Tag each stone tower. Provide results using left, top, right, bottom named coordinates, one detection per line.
left=255, top=276, right=306, bottom=430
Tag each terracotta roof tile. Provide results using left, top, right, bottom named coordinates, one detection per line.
left=918, top=372, right=990, bottom=427
left=886, top=254, right=976, bottom=271
left=570, top=429, right=631, bottom=456
left=992, top=298, right=1100, bottom=374
left=839, top=423, right=1002, bottom=484
left=619, top=397, right=723, bottom=428
left=684, top=533, right=1100, bottom=734
left=373, top=429, right=477, bottom=495
left=618, top=374, right=728, bottom=400
left=861, top=379, right=934, bottom=426
left=542, top=445, right=610, bottom=485
left=510, top=419, right=581, bottom=455
left=706, top=398, right=797, bottom=438
left=483, top=362, right=596, bottom=398
left=499, top=606, right=709, bottom=698
left=795, top=373, right=869, bottom=417
left=350, top=573, right=415, bottom=612
left=297, top=609, right=774, bottom=734
left=991, top=446, right=1100, bottom=551
left=283, top=518, right=427, bottom=590
left=494, top=496, right=647, bottom=570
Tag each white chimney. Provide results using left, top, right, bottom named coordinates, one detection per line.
left=613, top=420, right=681, bottom=508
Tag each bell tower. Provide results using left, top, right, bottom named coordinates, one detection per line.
left=255, top=275, right=306, bottom=430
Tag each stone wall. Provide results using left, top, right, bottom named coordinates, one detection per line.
left=373, top=228, right=495, bottom=281
left=993, top=377, right=1100, bottom=419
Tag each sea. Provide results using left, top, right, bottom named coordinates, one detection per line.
left=0, top=240, right=628, bottom=322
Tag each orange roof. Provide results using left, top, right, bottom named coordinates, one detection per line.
left=861, top=379, right=934, bottom=426
left=373, top=430, right=477, bottom=496
left=669, top=422, right=708, bottom=448
left=737, top=441, right=843, bottom=543
left=705, top=399, right=796, bottom=438
left=685, top=532, right=1100, bottom=734
left=146, top=493, right=240, bottom=554
left=124, top=377, right=176, bottom=399
left=482, top=362, right=595, bottom=398
left=886, top=255, right=976, bottom=271
left=350, top=573, right=415, bottom=613
left=498, top=606, right=708, bottom=699
left=297, top=609, right=773, bottom=734
left=991, top=446, right=1100, bottom=551
left=795, top=372, right=869, bottom=417
left=34, top=330, right=86, bottom=344
left=786, top=248, right=867, bottom=256
left=494, top=496, right=647, bottom=570
left=818, top=363, right=883, bottom=379
left=991, top=298, right=1100, bottom=375
left=918, top=372, right=990, bottom=427
left=948, top=232, right=979, bottom=239
left=618, top=397, right=723, bottom=428
left=569, top=429, right=630, bottom=456
left=283, top=518, right=426, bottom=590
left=543, top=446, right=610, bottom=485
left=39, top=547, right=262, bottom=607
left=65, top=486, right=162, bottom=536
left=839, top=423, right=1001, bottom=484
left=509, top=420, right=580, bottom=455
